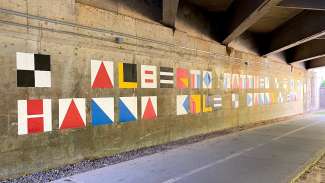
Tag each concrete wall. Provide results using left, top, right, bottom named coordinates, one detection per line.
left=319, top=88, right=325, bottom=108
left=0, top=0, right=308, bottom=179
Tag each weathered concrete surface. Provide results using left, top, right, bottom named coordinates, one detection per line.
left=0, top=0, right=312, bottom=179
left=54, top=113, right=325, bottom=183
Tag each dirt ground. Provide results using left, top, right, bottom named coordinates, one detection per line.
left=296, top=155, right=325, bottom=183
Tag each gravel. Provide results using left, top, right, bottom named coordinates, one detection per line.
left=296, top=154, right=325, bottom=183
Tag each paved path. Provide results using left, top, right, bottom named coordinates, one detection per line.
left=53, top=114, right=325, bottom=183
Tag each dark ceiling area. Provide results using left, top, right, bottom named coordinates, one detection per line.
left=162, top=0, right=325, bottom=69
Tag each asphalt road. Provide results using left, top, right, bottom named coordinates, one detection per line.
left=53, top=114, right=325, bottom=183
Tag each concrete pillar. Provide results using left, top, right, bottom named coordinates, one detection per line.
left=310, top=71, right=320, bottom=111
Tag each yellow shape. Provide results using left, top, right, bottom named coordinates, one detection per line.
left=203, top=95, right=212, bottom=112
left=118, top=63, right=137, bottom=88
left=190, top=95, right=201, bottom=114
left=180, top=78, right=189, bottom=88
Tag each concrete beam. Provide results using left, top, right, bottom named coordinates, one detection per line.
left=278, top=0, right=325, bottom=11
left=306, top=57, right=325, bottom=69
left=162, top=0, right=179, bottom=28
left=264, top=10, right=325, bottom=55
left=222, top=0, right=282, bottom=45
left=287, top=39, right=325, bottom=63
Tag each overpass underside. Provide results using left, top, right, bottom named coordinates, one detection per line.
left=0, top=0, right=323, bottom=180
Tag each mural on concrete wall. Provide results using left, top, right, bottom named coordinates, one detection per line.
left=261, top=77, right=266, bottom=88
left=190, top=70, right=201, bottom=89
left=141, top=65, right=157, bottom=88
left=177, top=95, right=189, bottom=115
left=264, top=93, right=271, bottom=104
left=239, top=75, right=246, bottom=89
left=286, top=94, right=291, bottom=102
left=15, top=53, right=306, bottom=135
left=275, top=78, right=279, bottom=89
left=297, top=80, right=303, bottom=99
left=232, top=74, right=239, bottom=89
left=288, top=92, right=297, bottom=102
left=91, top=60, right=114, bottom=88
left=203, top=95, right=212, bottom=112
left=176, top=68, right=189, bottom=89
left=59, top=98, right=86, bottom=129
left=247, top=93, right=253, bottom=107
left=264, top=93, right=273, bottom=105
left=119, top=97, right=137, bottom=123
left=16, top=52, right=51, bottom=87
left=160, top=67, right=174, bottom=88
left=190, top=95, right=201, bottom=114
left=293, top=93, right=298, bottom=101
left=271, top=93, right=275, bottom=104
left=247, top=75, right=254, bottom=89
left=212, top=95, right=222, bottom=110
left=254, top=76, right=260, bottom=89
left=254, top=93, right=260, bottom=105
left=283, top=78, right=288, bottom=89
left=119, top=63, right=137, bottom=88
left=203, top=71, right=212, bottom=89
left=290, top=79, right=295, bottom=90
left=232, top=93, right=239, bottom=108
left=259, top=93, right=265, bottom=105
left=278, top=92, right=284, bottom=103
left=17, top=99, right=52, bottom=135
left=141, top=96, right=157, bottom=120
left=91, top=97, right=114, bottom=126
left=223, top=73, right=231, bottom=89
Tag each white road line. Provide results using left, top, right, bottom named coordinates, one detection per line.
left=161, top=121, right=320, bottom=183
left=161, top=147, right=255, bottom=183
left=271, top=121, right=319, bottom=141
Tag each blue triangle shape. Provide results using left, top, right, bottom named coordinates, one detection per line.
left=182, top=96, right=189, bottom=113
left=119, top=99, right=136, bottom=123
left=91, top=100, right=113, bottom=126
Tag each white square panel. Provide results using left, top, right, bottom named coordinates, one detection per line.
left=35, top=71, right=51, bottom=87
left=16, top=52, right=35, bottom=70
left=141, top=65, right=157, bottom=88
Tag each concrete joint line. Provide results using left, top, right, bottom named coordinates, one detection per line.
left=0, top=7, right=306, bottom=69
left=0, top=7, right=175, bottom=47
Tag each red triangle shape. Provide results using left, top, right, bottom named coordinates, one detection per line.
left=143, top=98, right=157, bottom=120
left=92, top=62, right=113, bottom=88
left=61, top=100, right=85, bottom=129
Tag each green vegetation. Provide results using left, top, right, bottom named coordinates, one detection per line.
left=321, top=80, right=325, bottom=88
left=314, top=111, right=325, bottom=115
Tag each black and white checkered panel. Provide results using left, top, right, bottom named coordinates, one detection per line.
left=16, top=52, right=51, bottom=87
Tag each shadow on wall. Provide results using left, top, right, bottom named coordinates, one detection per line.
left=77, top=0, right=162, bottom=22
left=176, top=1, right=214, bottom=39
left=119, top=0, right=162, bottom=21
left=77, top=0, right=217, bottom=40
